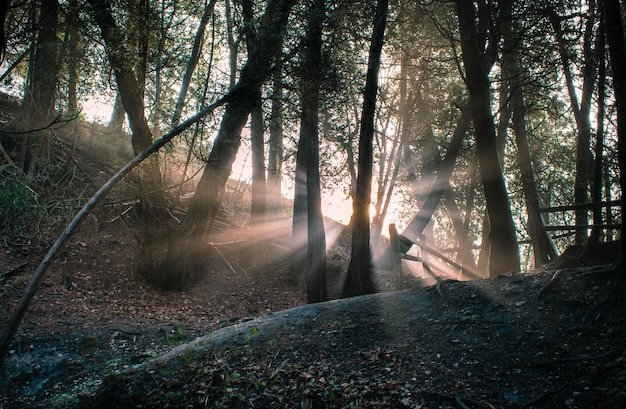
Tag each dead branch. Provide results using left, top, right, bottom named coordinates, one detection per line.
left=0, top=262, right=28, bottom=281
left=537, top=269, right=563, bottom=299
left=521, top=383, right=567, bottom=407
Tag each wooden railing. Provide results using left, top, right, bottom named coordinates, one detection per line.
left=539, top=200, right=621, bottom=232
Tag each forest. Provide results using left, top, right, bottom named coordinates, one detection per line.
left=1, top=0, right=626, bottom=407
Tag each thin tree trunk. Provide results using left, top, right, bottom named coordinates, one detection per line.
left=291, top=128, right=308, bottom=284
left=65, top=0, right=80, bottom=115
left=267, top=41, right=284, bottom=211
left=10, top=0, right=60, bottom=174
left=586, top=13, right=606, bottom=254
left=501, top=0, right=556, bottom=267
left=171, top=0, right=218, bottom=126
left=242, top=0, right=268, bottom=272
left=342, top=0, right=388, bottom=298
left=456, top=0, right=520, bottom=276
left=549, top=5, right=597, bottom=245
left=225, top=0, right=238, bottom=90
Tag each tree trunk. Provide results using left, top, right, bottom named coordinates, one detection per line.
left=585, top=13, right=606, bottom=256
left=500, top=0, right=556, bottom=267
left=241, top=0, right=268, bottom=272
left=90, top=0, right=168, bottom=280
left=65, top=0, right=80, bottom=115
left=601, top=0, right=626, bottom=294
left=291, top=129, right=308, bottom=284
left=109, top=92, right=125, bottom=130
left=342, top=0, right=388, bottom=298
left=171, top=0, right=218, bottom=126
left=549, top=6, right=597, bottom=245
left=267, top=41, right=284, bottom=211
left=456, top=0, right=520, bottom=276
left=7, top=0, right=60, bottom=174
left=159, top=0, right=295, bottom=290
left=298, top=0, right=327, bottom=303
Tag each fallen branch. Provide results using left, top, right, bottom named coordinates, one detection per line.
left=537, top=269, right=563, bottom=299
left=521, top=383, right=566, bottom=407
left=0, top=262, right=29, bottom=281
left=0, top=95, right=230, bottom=369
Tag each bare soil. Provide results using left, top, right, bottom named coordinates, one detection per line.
left=1, top=208, right=626, bottom=409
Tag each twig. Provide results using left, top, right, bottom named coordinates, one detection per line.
left=535, top=350, right=618, bottom=366
left=537, top=269, right=562, bottom=299
left=209, top=242, right=248, bottom=280
left=454, top=396, right=472, bottom=409
left=455, top=395, right=495, bottom=409
left=270, top=358, right=289, bottom=379
left=1, top=262, right=29, bottom=281
left=521, top=384, right=567, bottom=407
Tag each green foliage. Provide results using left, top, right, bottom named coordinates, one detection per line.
left=0, top=170, right=42, bottom=241
left=80, top=335, right=101, bottom=350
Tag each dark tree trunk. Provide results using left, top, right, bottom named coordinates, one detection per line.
left=159, top=0, right=295, bottom=290
left=65, top=0, right=80, bottom=115
left=298, top=0, right=327, bottom=303
left=0, top=0, right=8, bottom=62
left=7, top=0, right=60, bottom=174
left=601, top=0, right=626, bottom=294
left=500, top=0, right=556, bottom=267
left=291, top=130, right=308, bottom=284
left=90, top=0, right=169, bottom=280
left=267, top=42, right=284, bottom=211
left=342, top=0, right=388, bottom=298
left=586, top=13, right=606, bottom=256
left=242, top=0, right=268, bottom=272
left=249, top=93, right=267, bottom=270
left=549, top=6, right=597, bottom=245
left=455, top=0, right=520, bottom=276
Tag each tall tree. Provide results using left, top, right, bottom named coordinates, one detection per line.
left=455, top=0, right=520, bottom=276
left=342, top=0, right=389, bottom=297
left=601, top=0, right=626, bottom=294
left=299, top=0, right=327, bottom=303
left=549, top=3, right=598, bottom=245
left=171, top=0, right=218, bottom=126
left=500, top=0, right=556, bottom=266
left=267, top=42, right=284, bottom=211
left=3, top=0, right=60, bottom=174
left=89, top=0, right=169, bottom=279
left=242, top=0, right=268, bottom=272
left=157, top=0, right=296, bottom=290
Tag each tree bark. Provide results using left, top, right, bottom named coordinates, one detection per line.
left=267, top=41, right=284, bottom=211
left=455, top=0, right=520, bottom=276
left=159, top=0, right=295, bottom=290
left=90, top=0, right=169, bottom=280
left=601, top=0, right=626, bottom=294
left=549, top=5, right=597, bottom=245
left=500, top=0, right=556, bottom=267
left=171, top=0, right=218, bottom=126
left=7, top=0, right=60, bottom=174
left=342, top=0, right=388, bottom=297
left=298, top=0, right=327, bottom=303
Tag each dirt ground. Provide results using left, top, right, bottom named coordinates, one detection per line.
left=1, top=207, right=626, bottom=408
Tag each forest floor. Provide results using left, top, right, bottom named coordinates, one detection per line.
left=1, top=202, right=626, bottom=408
